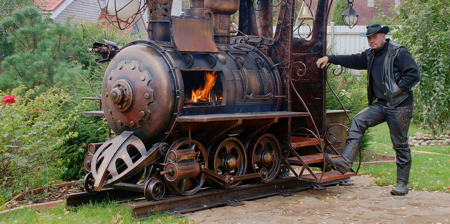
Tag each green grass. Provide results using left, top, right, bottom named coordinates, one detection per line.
left=0, top=202, right=193, bottom=224
left=357, top=122, right=450, bottom=193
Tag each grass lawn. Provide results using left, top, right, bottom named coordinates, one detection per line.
left=358, top=122, right=450, bottom=192
left=0, top=202, right=193, bottom=224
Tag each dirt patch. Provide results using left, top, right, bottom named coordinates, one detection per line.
left=3, top=181, right=83, bottom=211
left=185, top=176, right=450, bottom=224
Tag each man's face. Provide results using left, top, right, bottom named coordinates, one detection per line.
left=367, top=33, right=386, bottom=51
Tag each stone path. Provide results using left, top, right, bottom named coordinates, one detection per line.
left=185, top=176, right=450, bottom=224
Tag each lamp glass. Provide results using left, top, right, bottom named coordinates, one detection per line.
left=107, top=0, right=141, bottom=20
left=341, top=6, right=359, bottom=28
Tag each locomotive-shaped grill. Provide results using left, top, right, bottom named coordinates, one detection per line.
left=82, top=0, right=354, bottom=201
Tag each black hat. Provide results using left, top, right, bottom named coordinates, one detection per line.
left=365, top=24, right=389, bottom=36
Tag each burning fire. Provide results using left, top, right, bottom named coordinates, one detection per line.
left=191, top=71, right=217, bottom=103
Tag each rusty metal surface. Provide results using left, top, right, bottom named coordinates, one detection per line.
left=102, top=43, right=177, bottom=144
left=255, top=0, right=273, bottom=38
left=171, top=17, right=218, bottom=52
left=205, top=0, right=239, bottom=14
left=176, top=111, right=308, bottom=122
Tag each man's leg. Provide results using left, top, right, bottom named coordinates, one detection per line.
left=386, top=104, right=413, bottom=196
left=326, top=103, right=385, bottom=174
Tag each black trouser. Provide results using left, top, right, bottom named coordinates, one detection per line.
left=346, top=102, right=413, bottom=168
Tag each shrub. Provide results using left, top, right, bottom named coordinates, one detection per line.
left=391, top=0, right=450, bottom=135
left=0, top=86, right=81, bottom=204
left=58, top=115, right=108, bottom=181
left=326, top=68, right=367, bottom=119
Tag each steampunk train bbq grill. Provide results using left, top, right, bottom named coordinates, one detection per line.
left=82, top=0, right=355, bottom=202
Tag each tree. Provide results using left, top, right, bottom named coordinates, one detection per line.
left=0, top=0, right=33, bottom=17
left=330, top=0, right=349, bottom=25
left=0, top=7, right=86, bottom=91
left=392, top=0, right=450, bottom=135
left=0, top=0, right=34, bottom=70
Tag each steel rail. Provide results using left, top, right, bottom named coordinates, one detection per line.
left=66, top=177, right=351, bottom=219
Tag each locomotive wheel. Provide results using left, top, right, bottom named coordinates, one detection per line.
left=83, top=173, right=98, bottom=195
left=164, top=138, right=208, bottom=196
left=144, top=177, right=165, bottom=201
left=210, top=137, right=247, bottom=189
left=247, top=134, right=282, bottom=183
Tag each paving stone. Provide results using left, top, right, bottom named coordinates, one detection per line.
left=184, top=176, right=450, bottom=223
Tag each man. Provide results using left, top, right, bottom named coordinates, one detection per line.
left=316, top=24, right=420, bottom=196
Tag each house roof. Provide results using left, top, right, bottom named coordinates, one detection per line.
left=33, top=0, right=103, bottom=23
left=34, top=0, right=66, bottom=12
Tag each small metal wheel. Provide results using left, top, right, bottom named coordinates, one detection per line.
left=210, top=137, right=247, bottom=189
left=83, top=172, right=98, bottom=195
left=164, top=138, right=208, bottom=196
left=247, top=134, right=282, bottom=183
left=144, top=177, right=165, bottom=201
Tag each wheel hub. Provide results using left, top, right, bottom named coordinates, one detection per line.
left=110, top=80, right=133, bottom=112
left=261, top=150, right=273, bottom=166
left=224, top=154, right=237, bottom=171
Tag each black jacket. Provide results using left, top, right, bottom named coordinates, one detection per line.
left=328, top=40, right=420, bottom=107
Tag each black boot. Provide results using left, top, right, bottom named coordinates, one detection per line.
left=391, top=162, right=411, bottom=196
left=325, top=142, right=359, bottom=174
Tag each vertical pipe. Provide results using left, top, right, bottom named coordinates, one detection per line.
left=147, top=0, right=173, bottom=41
left=238, top=0, right=259, bottom=36
left=256, top=0, right=273, bottom=38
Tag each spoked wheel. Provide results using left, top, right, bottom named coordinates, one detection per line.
left=144, top=177, right=165, bottom=201
left=164, top=138, right=208, bottom=196
left=210, top=137, right=247, bottom=189
left=83, top=172, right=98, bottom=195
left=247, top=133, right=282, bottom=183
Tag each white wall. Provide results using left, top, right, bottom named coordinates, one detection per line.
left=295, top=23, right=392, bottom=55
left=295, top=23, right=393, bottom=75
left=327, top=24, right=370, bottom=55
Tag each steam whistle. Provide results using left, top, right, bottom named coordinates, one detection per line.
left=90, top=40, right=120, bottom=63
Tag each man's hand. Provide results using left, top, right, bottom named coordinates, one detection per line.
left=316, top=56, right=329, bottom=69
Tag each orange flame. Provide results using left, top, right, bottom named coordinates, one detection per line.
left=191, top=71, right=217, bottom=103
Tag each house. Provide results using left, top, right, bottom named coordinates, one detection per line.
left=33, top=0, right=182, bottom=38
left=351, top=0, right=400, bottom=25
left=34, top=0, right=103, bottom=24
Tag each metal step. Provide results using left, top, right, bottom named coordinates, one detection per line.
left=287, top=153, right=340, bottom=165
left=290, top=136, right=324, bottom=148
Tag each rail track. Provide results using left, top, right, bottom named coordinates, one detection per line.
left=66, top=176, right=352, bottom=219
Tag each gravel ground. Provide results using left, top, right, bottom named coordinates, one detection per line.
left=185, top=175, right=450, bottom=224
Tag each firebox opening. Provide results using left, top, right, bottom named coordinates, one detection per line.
left=182, top=71, right=223, bottom=107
